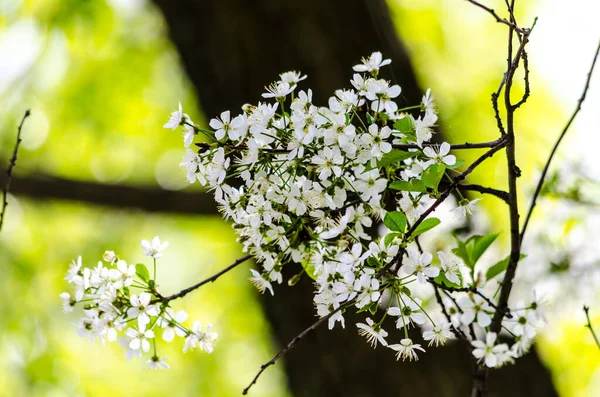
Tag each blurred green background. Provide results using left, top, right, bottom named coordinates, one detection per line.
left=0, top=0, right=599, bottom=396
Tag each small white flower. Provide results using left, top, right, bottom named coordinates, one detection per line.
left=279, top=71, right=307, bottom=85
left=249, top=269, right=274, bottom=295
left=353, top=51, right=391, bottom=73
left=160, top=309, right=189, bottom=342
left=387, top=298, right=427, bottom=329
left=422, top=142, right=456, bottom=168
left=452, top=198, right=481, bottom=220
left=356, top=317, right=388, bottom=348
left=103, top=250, right=117, bottom=263
left=59, top=292, right=74, bottom=313
left=401, top=250, right=439, bottom=283
left=163, top=102, right=188, bottom=130
left=459, top=295, right=492, bottom=328
left=147, top=356, right=170, bottom=370
left=388, top=338, right=425, bottom=361
left=472, top=332, right=510, bottom=368
left=438, top=251, right=462, bottom=285
left=125, top=325, right=155, bottom=352
left=209, top=110, right=231, bottom=140
left=127, top=292, right=159, bottom=328
left=141, top=236, right=169, bottom=259
left=423, top=323, right=453, bottom=347
left=262, top=81, right=296, bottom=99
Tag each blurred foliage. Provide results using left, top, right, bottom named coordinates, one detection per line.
left=0, top=0, right=598, bottom=395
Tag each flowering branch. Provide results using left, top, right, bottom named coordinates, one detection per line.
left=0, top=110, right=30, bottom=233
left=154, top=254, right=252, bottom=302
left=583, top=305, right=600, bottom=350
left=242, top=299, right=355, bottom=395
left=520, top=36, right=600, bottom=244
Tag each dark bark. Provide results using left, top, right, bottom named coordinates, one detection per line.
left=150, top=0, right=558, bottom=396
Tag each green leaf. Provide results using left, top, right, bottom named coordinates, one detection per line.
left=421, top=164, right=446, bottom=190
left=389, top=179, right=427, bottom=192
left=471, top=233, right=499, bottom=265
left=366, top=256, right=381, bottom=268
left=301, top=260, right=318, bottom=281
left=394, top=117, right=413, bottom=133
left=452, top=236, right=472, bottom=269
left=433, top=272, right=461, bottom=288
left=372, top=149, right=416, bottom=169
left=412, top=217, right=441, bottom=237
left=384, top=211, right=407, bottom=233
left=446, top=159, right=465, bottom=169
left=384, top=232, right=402, bottom=246
left=486, top=254, right=526, bottom=280
left=136, top=263, right=150, bottom=282
left=366, top=113, right=375, bottom=125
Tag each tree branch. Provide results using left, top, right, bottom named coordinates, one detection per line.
left=242, top=299, right=354, bottom=395
left=154, top=254, right=252, bottom=302
left=465, top=0, right=527, bottom=34
left=458, top=184, right=510, bottom=203
left=0, top=172, right=219, bottom=215
left=583, top=305, right=600, bottom=350
left=520, top=36, right=600, bottom=243
left=392, top=138, right=505, bottom=150
left=0, top=110, right=31, bottom=233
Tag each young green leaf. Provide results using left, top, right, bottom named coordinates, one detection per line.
left=373, top=149, right=416, bottom=169
left=301, top=260, right=318, bottom=281
left=389, top=179, right=427, bottom=192
left=471, top=233, right=499, bottom=265
left=384, top=232, right=402, bottom=246
left=136, top=263, right=150, bottom=282
left=486, top=254, right=526, bottom=280
left=384, top=211, right=407, bottom=233
left=394, top=117, right=413, bottom=133
left=412, top=217, right=441, bottom=237
left=446, top=159, right=465, bottom=169
left=421, top=164, right=446, bottom=190
left=452, top=236, right=472, bottom=269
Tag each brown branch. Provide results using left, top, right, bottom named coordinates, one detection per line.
left=0, top=172, right=219, bottom=215
left=0, top=110, right=31, bottom=233
left=583, top=305, right=600, bottom=350
left=242, top=299, right=354, bottom=395
left=458, top=184, right=510, bottom=203
left=154, top=254, right=252, bottom=302
left=465, top=0, right=527, bottom=34
left=520, top=36, right=600, bottom=243
left=392, top=138, right=505, bottom=150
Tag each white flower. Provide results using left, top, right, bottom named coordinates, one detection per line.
left=209, top=110, right=231, bottom=141
left=262, top=81, right=296, bottom=99
left=365, top=80, right=401, bottom=114
left=361, top=124, right=392, bottom=158
left=438, top=251, right=462, bottom=285
left=183, top=124, right=195, bottom=147
left=353, top=51, right=391, bottom=73
left=163, top=102, right=187, bottom=130
left=387, top=297, right=427, bottom=329
left=65, top=256, right=83, bottom=283
left=459, top=294, right=492, bottom=328
left=422, top=142, right=456, bottom=168
left=388, top=338, right=425, bottom=361
left=472, top=332, right=510, bottom=368
left=160, top=309, right=189, bottom=342
left=422, top=88, right=435, bottom=112
left=125, top=325, right=155, bottom=352
left=401, top=250, right=439, bottom=283
left=127, top=292, right=159, bottom=328
left=147, top=356, right=170, bottom=370
left=141, top=236, right=169, bottom=259
left=423, top=323, right=453, bottom=347
left=356, top=317, right=388, bottom=348
left=59, top=292, right=74, bottom=313
left=249, top=269, right=274, bottom=295
left=279, top=71, right=307, bottom=85
left=183, top=321, right=218, bottom=353
left=103, top=250, right=117, bottom=263
left=452, top=198, right=481, bottom=220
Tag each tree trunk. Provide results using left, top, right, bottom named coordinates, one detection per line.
left=152, top=0, right=558, bottom=395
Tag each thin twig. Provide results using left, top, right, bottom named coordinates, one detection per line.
left=433, top=286, right=469, bottom=342
left=520, top=37, right=600, bottom=244
left=155, top=254, right=252, bottom=302
left=242, top=300, right=354, bottom=395
left=392, top=138, right=505, bottom=150
left=458, top=184, right=510, bottom=203
left=429, top=280, right=512, bottom=319
left=465, top=0, right=527, bottom=34
left=583, top=305, right=600, bottom=350
left=0, top=110, right=31, bottom=233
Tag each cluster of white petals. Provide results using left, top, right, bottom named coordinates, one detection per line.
left=61, top=237, right=217, bottom=369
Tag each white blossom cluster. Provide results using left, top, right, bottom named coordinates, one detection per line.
left=61, top=237, right=217, bottom=369
left=161, top=52, right=544, bottom=366
left=164, top=52, right=537, bottom=367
